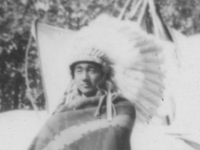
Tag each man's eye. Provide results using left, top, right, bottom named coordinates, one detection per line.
left=75, top=69, right=82, bottom=73
left=89, top=68, right=96, bottom=73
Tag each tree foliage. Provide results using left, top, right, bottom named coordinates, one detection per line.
left=0, top=0, right=200, bottom=112
left=156, top=0, right=200, bottom=35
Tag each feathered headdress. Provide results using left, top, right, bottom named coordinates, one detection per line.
left=65, top=15, right=176, bottom=123
left=34, top=14, right=177, bottom=123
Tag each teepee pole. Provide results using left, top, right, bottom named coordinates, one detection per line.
left=25, top=33, right=39, bottom=112
left=129, top=0, right=144, bottom=20
left=118, top=0, right=133, bottom=20
left=137, top=0, right=148, bottom=25
left=148, top=0, right=160, bottom=37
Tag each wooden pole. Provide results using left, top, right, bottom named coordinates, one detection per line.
left=129, top=0, right=144, bottom=20
left=24, top=33, right=39, bottom=112
left=118, top=0, right=133, bottom=20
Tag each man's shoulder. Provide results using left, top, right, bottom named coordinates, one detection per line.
left=113, top=95, right=136, bottom=118
left=114, top=95, right=135, bottom=109
left=113, top=95, right=130, bottom=104
left=113, top=95, right=135, bottom=108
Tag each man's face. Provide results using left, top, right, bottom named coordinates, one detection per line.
left=73, top=62, right=104, bottom=97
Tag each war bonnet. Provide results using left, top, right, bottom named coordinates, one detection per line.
left=65, top=15, right=174, bottom=123
left=68, top=15, right=143, bottom=80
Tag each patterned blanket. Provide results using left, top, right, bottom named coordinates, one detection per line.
left=29, top=98, right=135, bottom=150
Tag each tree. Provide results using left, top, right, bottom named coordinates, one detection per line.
left=156, top=0, right=200, bottom=35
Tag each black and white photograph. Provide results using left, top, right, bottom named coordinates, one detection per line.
left=0, top=0, right=200, bottom=150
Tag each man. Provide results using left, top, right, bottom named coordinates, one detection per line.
left=55, top=48, right=119, bottom=112
left=29, top=47, right=136, bottom=150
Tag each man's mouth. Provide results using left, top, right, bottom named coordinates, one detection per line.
left=81, top=84, right=91, bottom=88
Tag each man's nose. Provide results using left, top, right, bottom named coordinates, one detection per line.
left=81, top=71, right=89, bottom=80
